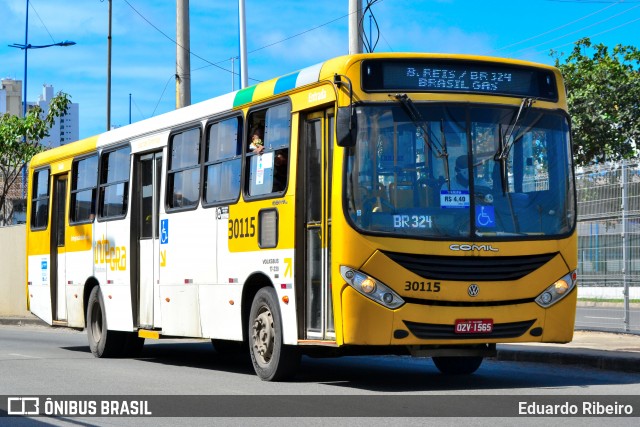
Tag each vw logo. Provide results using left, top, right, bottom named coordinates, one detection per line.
left=468, top=284, right=479, bottom=297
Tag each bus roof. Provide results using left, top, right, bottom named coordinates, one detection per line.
left=36, top=53, right=562, bottom=153
left=29, top=136, right=98, bottom=170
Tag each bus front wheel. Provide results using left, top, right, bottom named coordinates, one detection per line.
left=432, top=356, right=483, bottom=375
left=249, top=287, right=300, bottom=381
left=86, top=286, right=125, bottom=358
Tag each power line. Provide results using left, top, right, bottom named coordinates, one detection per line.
left=131, top=96, right=146, bottom=121
left=121, top=1, right=380, bottom=77
left=122, top=0, right=235, bottom=77
left=247, top=13, right=349, bottom=55
left=515, top=3, right=640, bottom=53
left=29, top=0, right=57, bottom=44
left=546, top=1, right=640, bottom=3
left=493, top=1, right=620, bottom=52
left=360, top=0, right=382, bottom=53
left=537, top=14, right=640, bottom=53
left=121, top=0, right=362, bottom=118
left=151, top=74, right=174, bottom=117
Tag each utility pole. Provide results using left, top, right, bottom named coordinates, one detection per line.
left=176, top=0, right=191, bottom=108
left=348, top=0, right=363, bottom=54
left=107, top=0, right=112, bottom=130
left=238, top=0, right=248, bottom=89
left=231, top=57, right=235, bottom=91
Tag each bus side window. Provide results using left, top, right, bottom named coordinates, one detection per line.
left=98, top=146, right=131, bottom=219
left=167, top=127, right=201, bottom=210
left=70, top=154, right=98, bottom=224
left=245, top=103, right=291, bottom=197
left=31, top=168, right=50, bottom=230
left=203, top=116, right=242, bottom=205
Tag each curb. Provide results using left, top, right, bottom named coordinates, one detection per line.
left=497, top=345, right=640, bottom=373
left=0, top=316, right=47, bottom=327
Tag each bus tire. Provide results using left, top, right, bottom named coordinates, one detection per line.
left=432, top=356, right=483, bottom=375
left=86, top=286, right=125, bottom=358
left=249, top=287, right=300, bottom=381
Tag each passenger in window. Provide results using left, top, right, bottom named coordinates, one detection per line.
left=443, top=155, right=470, bottom=191
left=173, top=191, right=184, bottom=208
left=88, top=192, right=97, bottom=221
left=249, top=126, right=265, bottom=154
left=273, top=150, right=288, bottom=192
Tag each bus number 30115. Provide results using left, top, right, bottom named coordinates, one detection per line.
left=404, top=281, right=441, bottom=292
left=228, top=217, right=256, bottom=239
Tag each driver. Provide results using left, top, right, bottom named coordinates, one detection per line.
left=443, top=155, right=470, bottom=191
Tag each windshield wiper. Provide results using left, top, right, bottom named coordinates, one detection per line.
left=494, top=97, right=534, bottom=161
left=392, top=93, right=450, bottom=187
left=494, top=98, right=534, bottom=195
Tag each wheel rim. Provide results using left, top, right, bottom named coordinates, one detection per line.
left=252, top=305, right=274, bottom=367
left=90, top=300, right=103, bottom=342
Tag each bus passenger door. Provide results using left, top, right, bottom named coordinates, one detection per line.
left=299, top=110, right=335, bottom=340
left=50, top=174, right=68, bottom=322
left=133, top=151, right=163, bottom=328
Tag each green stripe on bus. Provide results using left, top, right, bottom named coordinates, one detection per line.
left=233, top=86, right=257, bottom=108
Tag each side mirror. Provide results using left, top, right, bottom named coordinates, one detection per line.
left=336, top=106, right=356, bottom=147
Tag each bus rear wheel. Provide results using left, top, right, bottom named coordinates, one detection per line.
left=249, top=287, right=300, bottom=381
left=432, top=356, right=483, bottom=375
left=86, top=286, right=125, bottom=358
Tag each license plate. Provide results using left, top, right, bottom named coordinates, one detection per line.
left=454, top=319, right=493, bottom=334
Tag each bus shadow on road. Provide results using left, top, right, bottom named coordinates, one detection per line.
left=62, top=341, right=640, bottom=391
left=295, top=355, right=640, bottom=392
left=63, top=339, right=256, bottom=376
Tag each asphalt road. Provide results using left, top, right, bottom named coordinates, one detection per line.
left=576, top=305, right=640, bottom=332
left=1, top=324, right=640, bottom=426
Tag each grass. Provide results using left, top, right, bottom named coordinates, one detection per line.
left=578, top=298, right=640, bottom=304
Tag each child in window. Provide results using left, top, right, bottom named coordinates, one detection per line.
left=249, top=127, right=264, bottom=154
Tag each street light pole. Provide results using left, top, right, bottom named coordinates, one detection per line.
left=8, top=0, right=76, bottom=198
left=8, top=39, right=78, bottom=111
left=107, top=0, right=112, bottom=130
left=23, top=0, right=29, bottom=117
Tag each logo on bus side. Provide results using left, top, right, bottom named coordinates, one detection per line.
left=94, top=236, right=127, bottom=271
left=308, top=89, right=327, bottom=104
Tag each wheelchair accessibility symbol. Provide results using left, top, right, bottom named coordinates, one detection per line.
left=476, top=206, right=495, bottom=228
left=160, top=219, right=169, bottom=244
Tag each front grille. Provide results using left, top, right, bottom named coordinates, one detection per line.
left=383, top=251, right=556, bottom=281
left=402, top=297, right=536, bottom=307
left=403, top=319, right=536, bottom=339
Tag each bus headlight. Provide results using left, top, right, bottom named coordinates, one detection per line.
left=535, top=271, right=577, bottom=308
left=340, top=266, right=405, bottom=309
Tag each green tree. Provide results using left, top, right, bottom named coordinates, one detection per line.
left=552, top=38, right=640, bottom=166
left=0, top=92, right=71, bottom=225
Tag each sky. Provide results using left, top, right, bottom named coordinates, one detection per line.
left=1, top=0, right=640, bottom=139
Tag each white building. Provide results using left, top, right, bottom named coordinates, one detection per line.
left=0, top=78, right=23, bottom=117
left=31, top=84, right=79, bottom=148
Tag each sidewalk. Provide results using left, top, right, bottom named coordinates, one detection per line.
left=1, top=314, right=639, bottom=373
left=0, top=313, right=46, bottom=327
left=497, top=330, right=640, bottom=373
left=0, top=313, right=48, bottom=326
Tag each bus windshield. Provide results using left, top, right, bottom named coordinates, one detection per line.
left=345, top=103, right=575, bottom=239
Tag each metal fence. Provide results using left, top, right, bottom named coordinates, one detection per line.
left=575, top=160, right=640, bottom=333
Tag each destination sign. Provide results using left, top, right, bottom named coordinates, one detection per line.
left=361, top=59, right=558, bottom=100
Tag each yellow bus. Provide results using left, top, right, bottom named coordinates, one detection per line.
left=26, top=53, right=577, bottom=381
